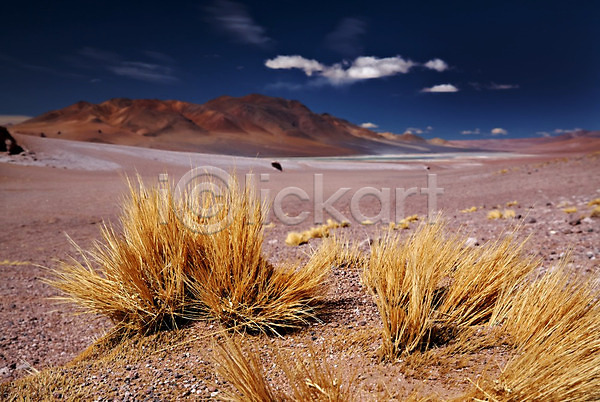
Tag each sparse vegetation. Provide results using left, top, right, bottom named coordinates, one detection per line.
left=363, top=220, right=537, bottom=358
left=214, top=336, right=356, bottom=401
left=588, top=198, right=600, bottom=207
left=469, top=262, right=600, bottom=401
left=460, top=206, right=478, bottom=213
left=487, top=209, right=515, bottom=219
left=590, top=205, right=600, bottom=218
left=47, top=174, right=331, bottom=335
left=506, top=200, right=518, bottom=207
left=487, top=209, right=503, bottom=220
left=285, top=219, right=348, bottom=246
left=389, top=214, right=419, bottom=230
left=563, top=206, right=578, bottom=214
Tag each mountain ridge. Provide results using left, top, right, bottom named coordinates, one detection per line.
left=13, top=94, right=457, bottom=157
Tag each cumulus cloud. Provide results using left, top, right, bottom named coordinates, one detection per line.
left=421, top=84, right=459, bottom=93
left=265, top=55, right=324, bottom=76
left=424, top=58, right=448, bottom=72
left=265, top=55, right=418, bottom=85
left=491, top=128, right=508, bottom=136
left=537, top=131, right=552, bottom=137
left=205, top=0, right=271, bottom=47
left=461, top=128, right=481, bottom=135
left=360, top=122, right=378, bottom=129
left=325, top=17, right=366, bottom=56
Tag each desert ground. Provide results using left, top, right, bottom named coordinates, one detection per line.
left=1, top=133, right=600, bottom=400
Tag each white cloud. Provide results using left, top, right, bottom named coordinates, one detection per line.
left=205, top=0, right=271, bottom=47
left=537, top=131, right=552, bottom=137
left=421, top=84, right=459, bottom=93
left=265, top=55, right=324, bottom=76
left=405, top=127, right=423, bottom=134
left=554, top=128, right=582, bottom=135
left=461, top=128, right=481, bottom=135
left=424, top=58, right=448, bottom=72
left=491, top=128, right=508, bottom=136
left=0, top=115, right=31, bottom=125
left=360, top=122, right=378, bottom=129
left=265, top=55, right=422, bottom=85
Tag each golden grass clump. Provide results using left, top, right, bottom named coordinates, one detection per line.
left=363, top=220, right=465, bottom=356
left=590, top=205, right=600, bottom=218
left=588, top=198, right=600, bottom=207
left=214, top=337, right=356, bottom=402
left=437, top=234, right=538, bottom=330
left=460, top=206, right=478, bottom=213
left=389, top=214, right=419, bottom=230
left=563, top=206, right=578, bottom=214
left=503, top=209, right=516, bottom=218
left=506, top=200, right=518, bottom=207
left=363, top=219, right=537, bottom=358
left=487, top=209, right=503, bottom=220
left=471, top=263, right=600, bottom=401
left=47, top=178, right=204, bottom=333
left=48, top=173, right=330, bottom=334
left=285, top=219, right=348, bottom=247
left=285, top=231, right=311, bottom=246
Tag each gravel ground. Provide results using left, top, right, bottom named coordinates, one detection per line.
left=1, top=142, right=599, bottom=399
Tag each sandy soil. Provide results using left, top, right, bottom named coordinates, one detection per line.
left=1, top=134, right=599, bottom=399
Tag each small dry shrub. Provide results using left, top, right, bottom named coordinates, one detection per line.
left=364, top=220, right=537, bottom=358
left=48, top=173, right=330, bottom=335
left=471, top=263, right=600, bottom=401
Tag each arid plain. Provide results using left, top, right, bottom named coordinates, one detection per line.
left=1, top=128, right=599, bottom=400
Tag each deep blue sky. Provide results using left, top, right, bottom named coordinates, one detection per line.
left=1, top=0, right=598, bottom=139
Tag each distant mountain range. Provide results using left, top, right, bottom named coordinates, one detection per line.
left=451, top=130, right=600, bottom=154
left=11, top=94, right=458, bottom=157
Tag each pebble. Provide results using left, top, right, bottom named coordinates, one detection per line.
left=465, top=237, right=478, bottom=247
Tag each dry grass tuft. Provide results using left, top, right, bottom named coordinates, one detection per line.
left=502, top=209, right=516, bottom=219
left=590, top=205, right=600, bottom=218
left=437, top=234, right=538, bottom=330
left=588, top=198, right=600, bottom=207
left=470, top=262, right=600, bottom=401
left=506, top=200, right=518, bottom=207
left=363, top=220, right=465, bottom=356
left=285, top=231, right=310, bottom=246
left=389, top=214, right=419, bottom=230
left=563, top=206, right=578, bottom=214
left=46, top=177, right=203, bottom=333
left=214, top=337, right=278, bottom=402
left=285, top=219, right=349, bottom=247
left=460, top=206, right=478, bottom=213
left=214, top=336, right=356, bottom=401
left=47, top=173, right=330, bottom=335
left=487, top=210, right=503, bottom=220
left=364, top=219, right=538, bottom=358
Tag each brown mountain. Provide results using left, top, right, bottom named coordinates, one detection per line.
left=13, top=94, right=454, bottom=157
left=451, top=130, right=600, bottom=154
